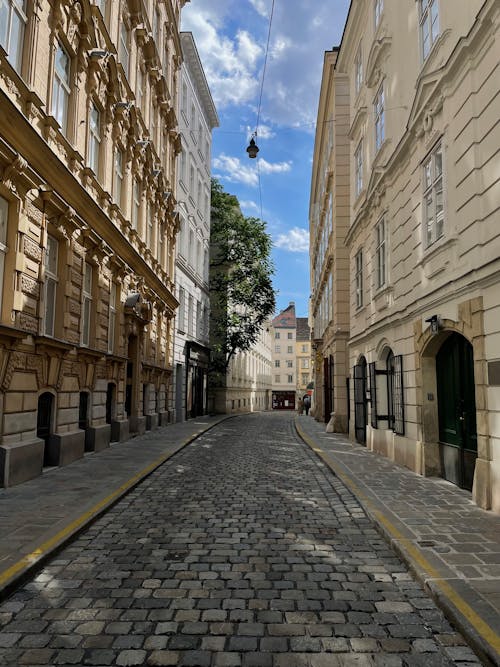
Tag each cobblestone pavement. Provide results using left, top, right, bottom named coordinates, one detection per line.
left=0, top=413, right=483, bottom=666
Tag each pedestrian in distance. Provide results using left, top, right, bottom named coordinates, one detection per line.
left=303, top=394, right=311, bottom=416
left=297, top=397, right=303, bottom=415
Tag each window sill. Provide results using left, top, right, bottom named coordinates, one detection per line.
left=418, top=235, right=457, bottom=279
left=373, top=284, right=393, bottom=311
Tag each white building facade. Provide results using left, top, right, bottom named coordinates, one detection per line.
left=173, top=32, right=218, bottom=421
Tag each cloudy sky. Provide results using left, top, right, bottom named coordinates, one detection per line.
left=181, top=0, right=350, bottom=318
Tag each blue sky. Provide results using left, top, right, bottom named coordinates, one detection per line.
left=181, top=0, right=350, bottom=318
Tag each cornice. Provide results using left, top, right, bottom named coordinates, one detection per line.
left=348, top=106, right=367, bottom=140
left=365, top=35, right=391, bottom=89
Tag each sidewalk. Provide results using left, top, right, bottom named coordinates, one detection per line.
left=0, top=414, right=229, bottom=598
left=295, top=415, right=500, bottom=666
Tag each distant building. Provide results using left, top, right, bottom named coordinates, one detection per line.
left=173, top=32, right=218, bottom=422
left=296, top=318, right=312, bottom=400
left=271, top=303, right=297, bottom=410
left=0, top=0, right=186, bottom=487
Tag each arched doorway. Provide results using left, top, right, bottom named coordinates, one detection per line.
left=436, top=333, right=477, bottom=490
left=37, top=392, right=54, bottom=467
left=353, top=356, right=368, bottom=445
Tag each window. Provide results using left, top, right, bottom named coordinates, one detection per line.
left=355, top=44, right=363, bottom=95
left=0, top=197, right=7, bottom=307
left=287, top=332, right=293, bottom=339
left=374, top=85, right=385, bottom=151
left=157, top=223, right=164, bottom=264
left=190, top=102, right=195, bottom=129
left=301, top=373, right=309, bottom=385
left=81, top=262, right=92, bottom=346
left=376, top=217, right=386, bottom=288
left=43, top=235, right=58, bottom=337
left=52, top=43, right=70, bottom=133
left=108, top=282, right=116, bottom=354
left=355, top=249, right=363, bottom=309
left=181, top=81, right=188, bottom=116
left=275, top=332, right=280, bottom=339
left=287, top=375, right=293, bottom=383
left=275, top=344, right=280, bottom=353
left=136, top=66, right=145, bottom=113
left=146, top=203, right=153, bottom=247
left=301, top=344, right=307, bottom=353
left=275, top=375, right=280, bottom=383
left=113, top=149, right=123, bottom=204
left=275, top=360, right=280, bottom=368
left=374, top=0, right=383, bottom=27
left=153, top=6, right=160, bottom=44
left=0, top=0, right=27, bottom=72
left=423, top=142, right=443, bottom=247
left=88, top=102, right=100, bottom=174
left=177, top=287, right=185, bottom=331
left=287, top=360, right=293, bottom=368
left=419, top=0, right=439, bottom=59
left=301, top=358, right=309, bottom=369
left=355, top=140, right=363, bottom=197
left=131, top=180, right=140, bottom=230
left=96, top=0, right=106, bottom=17
left=119, top=22, right=130, bottom=76
left=287, top=346, right=293, bottom=354
left=188, top=295, right=194, bottom=335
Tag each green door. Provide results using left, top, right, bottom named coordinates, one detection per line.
left=436, top=333, right=477, bottom=490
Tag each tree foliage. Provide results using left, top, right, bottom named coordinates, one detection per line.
left=209, top=178, right=275, bottom=377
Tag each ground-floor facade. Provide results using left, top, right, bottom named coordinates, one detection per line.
left=347, top=292, right=500, bottom=513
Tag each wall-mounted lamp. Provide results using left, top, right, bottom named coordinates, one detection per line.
left=246, top=136, right=259, bottom=159
left=425, top=314, right=440, bottom=335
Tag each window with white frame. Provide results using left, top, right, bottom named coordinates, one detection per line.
left=108, top=282, right=116, bottom=354
left=131, top=180, right=140, bottom=230
left=113, top=148, right=123, bottom=204
left=157, top=223, right=164, bottom=264
left=301, top=358, right=309, bottom=369
left=355, top=140, right=363, bottom=197
left=275, top=332, right=280, bottom=339
left=190, top=102, right=195, bottom=130
left=81, top=262, right=92, bottom=346
left=136, top=65, right=145, bottom=113
left=275, top=344, right=280, bottom=353
left=376, top=217, right=386, bottom=288
left=287, top=360, right=293, bottom=368
left=354, top=44, right=363, bottom=95
left=301, top=344, right=307, bottom=353
left=0, top=196, right=7, bottom=310
left=179, top=148, right=186, bottom=184
left=188, top=294, right=194, bottom=335
left=88, top=102, right=100, bottom=174
left=119, top=22, right=130, bottom=76
left=43, top=235, right=59, bottom=337
left=423, top=141, right=444, bottom=247
left=52, top=43, right=71, bottom=133
left=177, top=287, right=185, bottom=331
left=355, top=249, right=363, bottom=309
left=374, top=0, right=383, bottom=28
left=153, top=6, right=160, bottom=44
left=419, top=0, right=439, bottom=59
left=374, top=85, right=385, bottom=151
left=287, top=332, right=293, bottom=339
left=287, top=346, right=293, bottom=354
left=0, top=0, right=27, bottom=72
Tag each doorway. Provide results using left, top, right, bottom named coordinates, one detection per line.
left=37, top=392, right=54, bottom=466
left=436, top=333, right=477, bottom=490
left=353, top=357, right=368, bottom=445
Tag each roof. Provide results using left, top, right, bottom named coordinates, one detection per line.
left=272, top=303, right=296, bottom=329
left=296, top=317, right=310, bottom=341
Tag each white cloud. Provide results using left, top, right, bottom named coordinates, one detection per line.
left=212, top=154, right=292, bottom=187
left=249, top=0, right=269, bottom=18
left=274, top=227, right=309, bottom=253
left=239, top=200, right=260, bottom=213
left=242, top=124, right=275, bottom=140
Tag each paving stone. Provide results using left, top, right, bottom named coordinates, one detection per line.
left=116, top=649, right=148, bottom=665
left=147, top=650, right=180, bottom=666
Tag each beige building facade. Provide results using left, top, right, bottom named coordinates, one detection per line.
left=0, top=0, right=186, bottom=486
left=295, top=317, right=311, bottom=400
left=311, top=0, right=499, bottom=511
left=310, top=49, right=350, bottom=430
left=271, top=302, right=297, bottom=410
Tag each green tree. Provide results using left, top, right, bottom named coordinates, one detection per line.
left=209, top=178, right=275, bottom=379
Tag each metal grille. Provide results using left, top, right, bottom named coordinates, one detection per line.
left=393, top=354, right=405, bottom=435
left=369, top=362, right=377, bottom=429
left=353, top=363, right=367, bottom=445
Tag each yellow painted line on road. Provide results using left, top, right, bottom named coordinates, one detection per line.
left=0, top=433, right=200, bottom=589
left=295, top=419, right=500, bottom=657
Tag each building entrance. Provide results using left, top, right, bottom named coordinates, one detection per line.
left=353, top=358, right=367, bottom=445
left=37, top=392, right=54, bottom=466
left=436, top=333, right=477, bottom=491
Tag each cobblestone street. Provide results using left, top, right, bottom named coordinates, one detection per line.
left=0, top=414, right=482, bottom=666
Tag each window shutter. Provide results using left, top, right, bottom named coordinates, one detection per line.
left=369, top=362, right=378, bottom=429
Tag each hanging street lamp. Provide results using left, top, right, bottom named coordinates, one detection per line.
left=246, top=136, right=259, bottom=159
